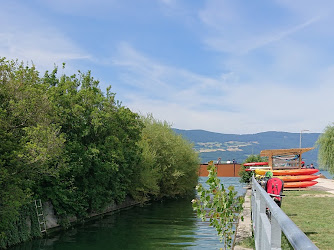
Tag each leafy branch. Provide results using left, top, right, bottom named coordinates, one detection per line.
left=192, top=161, right=244, bottom=249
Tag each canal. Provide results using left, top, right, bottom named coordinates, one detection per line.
left=10, top=177, right=246, bottom=250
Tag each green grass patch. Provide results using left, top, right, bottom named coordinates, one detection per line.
left=237, top=234, right=293, bottom=249
left=281, top=190, right=334, bottom=250
left=237, top=236, right=254, bottom=249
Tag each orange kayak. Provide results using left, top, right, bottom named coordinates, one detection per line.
left=276, top=175, right=319, bottom=182
left=255, top=169, right=319, bottom=176
left=284, top=181, right=318, bottom=188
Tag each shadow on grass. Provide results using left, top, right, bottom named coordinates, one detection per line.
left=304, top=231, right=318, bottom=236
left=286, top=213, right=298, bottom=217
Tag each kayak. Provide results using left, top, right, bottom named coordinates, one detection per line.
left=255, top=168, right=319, bottom=176
left=284, top=181, right=318, bottom=188
left=276, top=175, right=319, bottom=182
left=243, top=162, right=268, bottom=166
left=245, top=166, right=271, bottom=171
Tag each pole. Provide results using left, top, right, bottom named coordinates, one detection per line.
left=300, top=129, right=309, bottom=148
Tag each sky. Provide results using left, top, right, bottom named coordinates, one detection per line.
left=1, top=0, right=334, bottom=134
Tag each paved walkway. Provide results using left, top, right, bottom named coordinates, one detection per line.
left=233, top=176, right=334, bottom=249
left=310, top=176, right=334, bottom=194
left=233, top=188, right=252, bottom=250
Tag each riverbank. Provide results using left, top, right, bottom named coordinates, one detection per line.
left=43, top=197, right=139, bottom=231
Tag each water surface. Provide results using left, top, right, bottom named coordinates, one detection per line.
left=11, top=177, right=246, bottom=250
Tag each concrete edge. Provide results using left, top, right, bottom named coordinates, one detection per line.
left=233, top=188, right=253, bottom=250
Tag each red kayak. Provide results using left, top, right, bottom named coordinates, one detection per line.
left=276, top=175, right=319, bottom=182
left=244, top=162, right=268, bottom=166
left=284, top=181, right=318, bottom=188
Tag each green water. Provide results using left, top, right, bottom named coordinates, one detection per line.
left=10, top=177, right=245, bottom=250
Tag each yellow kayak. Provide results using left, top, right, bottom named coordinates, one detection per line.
left=255, top=168, right=319, bottom=176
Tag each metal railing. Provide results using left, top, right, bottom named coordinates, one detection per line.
left=251, top=176, right=318, bottom=250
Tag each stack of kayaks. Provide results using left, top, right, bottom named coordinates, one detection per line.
left=255, top=168, right=319, bottom=188
left=244, top=162, right=319, bottom=188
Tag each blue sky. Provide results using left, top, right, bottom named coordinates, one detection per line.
left=1, top=0, right=334, bottom=134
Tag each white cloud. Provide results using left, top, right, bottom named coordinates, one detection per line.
left=199, top=0, right=323, bottom=55
left=2, top=0, right=333, bottom=134
left=112, top=43, right=234, bottom=110
left=0, top=2, right=90, bottom=72
left=240, top=16, right=321, bottom=54
left=111, top=43, right=334, bottom=134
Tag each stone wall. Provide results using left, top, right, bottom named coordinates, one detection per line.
left=43, top=197, right=139, bottom=230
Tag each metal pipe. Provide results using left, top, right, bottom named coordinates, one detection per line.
left=300, top=129, right=309, bottom=148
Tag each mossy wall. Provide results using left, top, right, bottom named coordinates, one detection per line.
left=0, top=204, right=41, bottom=249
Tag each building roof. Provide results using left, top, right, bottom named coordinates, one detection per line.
left=260, top=148, right=314, bottom=157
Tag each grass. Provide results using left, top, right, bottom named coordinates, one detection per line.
left=281, top=190, right=334, bottom=250
left=237, top=189, right=334, bottom=249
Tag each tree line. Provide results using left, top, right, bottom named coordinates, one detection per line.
left=0, top=58, right=199, bottom=248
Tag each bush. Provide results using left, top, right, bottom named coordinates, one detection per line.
left=239, top=155, right=267, bottom=183
left=132, top=115, right=200, bottom=200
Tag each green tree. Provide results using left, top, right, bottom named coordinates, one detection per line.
left=133, top=115, right=200, bottom=200
left=0, top=58, right=65, bottom=245
left=239, top=154, right=267, bottom=183
left=0, top=57, right=201, bottom=247
left=317, top=124, right=334, bottom=174
left=37, top=68, right=144, bottom=219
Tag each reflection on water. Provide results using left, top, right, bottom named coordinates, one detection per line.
left=10, top=177, right=246, bottom=250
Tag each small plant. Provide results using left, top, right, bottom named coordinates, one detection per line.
left=192, top=161, right=244, bottom=249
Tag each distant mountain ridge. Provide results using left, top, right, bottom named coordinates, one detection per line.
left=173, top=129, right=321, bottom=165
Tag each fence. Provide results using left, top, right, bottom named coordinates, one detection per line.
left=199, top=163, right=242, bottom=177
left=251, top=175, right=318, bottom=250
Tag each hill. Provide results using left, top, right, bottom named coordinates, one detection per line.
left=173, top=129, right=321, bottom=165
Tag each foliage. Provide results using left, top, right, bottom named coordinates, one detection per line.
left=316, top=124, right=334, bottom=174
left=132, top=115, right=200, bottom=201
left=239, top=154, right=267, bottom=183
left=192, top=161, right=244, bottom=249
left=0, top=203, right=41, bottom=249
left=35, top=68, right=144, bottom=219
left=0, top=57, right=201, bottom=248
left=0, top=58, right=65, bottom=243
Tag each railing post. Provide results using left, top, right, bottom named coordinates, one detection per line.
left=254, top=181, right=260, bottom=249
left=258, top=194, right=267, bottom=250
left=271, top=215, right=282, bottom=249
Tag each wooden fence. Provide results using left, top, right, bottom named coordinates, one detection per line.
left=199, top=163, right=242, bottom=177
